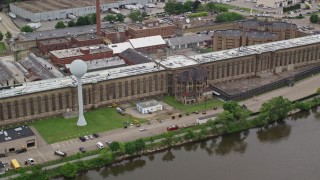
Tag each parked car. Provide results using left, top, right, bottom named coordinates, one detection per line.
left=96, top=142, right=104, bottom=149
left=84, top=135, right=89, bottom=140
left=15, top=148, right=27, bottom=154
left=79, top=147, right=86, bottom=153
left=167, top=125, right=179, bottom=131
left=54, top=150, right=67, bottom=157
left=79, top=136, right=86, bottom=142
left=106, top=141, right=112, bottom=145
left=27, top=158, right=36, bottom=165
left=88, top=135, right=94, bottom=140
left=0, top=153, right=6, bottom=158
left=139, top=127, right=147, bottom=131
left=93, top=133, right=99, bottom=138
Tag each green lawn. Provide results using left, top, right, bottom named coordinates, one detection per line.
left=163, top=96, right=224, bottom=113
left=31, top=108, right=144, bottom=144
left=0, top=42, right=6, bottom=53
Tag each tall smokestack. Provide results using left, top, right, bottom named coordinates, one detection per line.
left=96, top=0, right=101, bottom=35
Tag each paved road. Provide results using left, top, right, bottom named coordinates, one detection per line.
left=0, top=13, right=20, bottom=36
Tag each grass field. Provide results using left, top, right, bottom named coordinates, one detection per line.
left=31, top=108, right=144, bottom=144
left=0, top=42, right=6, bottom=53
left=163, top=96, right=224, bottom=113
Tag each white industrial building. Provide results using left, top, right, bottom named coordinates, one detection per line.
left=10, top=0, right=152, bottom=22
left=197, top=114, right=217, bottom=125
left=136, top=100, right=163, bottom=114
left=257, top=0, right=301, bottom=8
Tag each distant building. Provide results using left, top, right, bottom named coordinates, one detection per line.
left=70, top=34, right=104, bottom=47
left=212, top=30, right=279, bottom=51
left=127, top=19, right=175, bottom=39
left=235, top=20, right=297, bottom=40
left=102, top=24, right=128, bottom=44
left=257, top=0, right=301, bottom=8
left=0, top=126, right=36, bottom=155
left=37, top=37, right=71, bottom=54
left=136, top=100, right=163, bottom=114
left=166, top=34, right=212, bottom=49
left=118, top=49, right=152, bottom=65
left=50, top=44, right=113, bottom=65
left=129, top=35, right=166, bottom=52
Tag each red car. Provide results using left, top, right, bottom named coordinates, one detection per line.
left=167, top=125, right=179, bottom=131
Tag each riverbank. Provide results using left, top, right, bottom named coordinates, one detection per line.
left=4, top=95, right=319, bottom=180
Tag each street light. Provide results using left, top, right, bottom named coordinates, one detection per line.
left=70, top=59, right=88, bottom=126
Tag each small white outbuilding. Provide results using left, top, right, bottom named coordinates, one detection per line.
left=136, top=100, right=163, bottom=114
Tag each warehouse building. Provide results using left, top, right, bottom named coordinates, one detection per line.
left=136, top=100, right=163, bottom=114
left=10, top=0, right=150, bottom=22
left=0, top=126, right=36, bottom=155
left=257, top=0, right=301, bottom=8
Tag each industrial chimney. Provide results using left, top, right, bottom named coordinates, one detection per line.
left=96, top=0, right=102, bottom=35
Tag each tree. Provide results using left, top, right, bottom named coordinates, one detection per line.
left=5, top=31, right=12, bottom=39
left=90, top=13, right=97, bottom=24
left=109, top=141, right=120, bottom=152
left=116, top=13, right=125, bottom=22
left=164, top=1, right=177, bottom=14
left=99, top=150, right=115, bottom=163
left=68, top=20, right=76, bottom=27
left=183, top=0, right=193, bottom=12
left=125, top=142, right=136, bottom=155
left=76, top=16, right=86, bottom=26
left=55, top=21, right=66, bottom=29
left=20, top=25, right=33, bottom=32
left=310, top=14, right=318, bottom=23
left=215, top=110, right=234, bottom=127
left=223, top=101, right=240, bottom=114
left=60, top=163, right=77, bottom=178
left=133, top=139, right=146, bottom=152
left=317, top=87, right=320, bottom=95
left=84, top=15, right=93, bottom=25
left=193, top=0, right=201, bottom=10
left=258, top=96, right=292, bottom=123
left=215, top=12, right=245, bottom=23
left=104, top=14, right=117, bottom=23
left=0, top=32, right=3, bottom=41
left=128, top=10, right=143, bottom=22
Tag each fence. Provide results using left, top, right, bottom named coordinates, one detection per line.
left=211, top=65, right=320, bottom=101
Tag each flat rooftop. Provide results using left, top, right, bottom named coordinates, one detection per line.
left=189, top=34, right=320, bottom=64
left=38, top=37, right=70, bottom=45
left=73, top=34, right=104, bottom=41
left=0, top=62, right=164, bottom=99
left=0, top=126, right=35, bottom=143
left=50, top=44, right=111, bottom=58
left=137, top=100, right=161, bottom=108
left=129, top=35, right=166, bottom=49
left=12, top=0, right=117, bottom=13
left=108, top=42, right=133, bottom=54
left=18, top=23, right=111, bottom=42
left=156, top=55, right=199, bottom=69
left=166, top=34, right=212, bottom=46
left=65, top=56, right=126, bottom=72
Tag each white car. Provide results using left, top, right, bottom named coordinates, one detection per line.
left=139, top=127, right=148, bottom=131
left=96, top=142, right=104, bottom=149
left=84, top=135, right=89, bottom=140
left=27, top=158, right=36, bottom=165
left=88, top=135, right=94, bottom=140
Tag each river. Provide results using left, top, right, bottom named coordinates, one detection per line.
left=57, top=107, right=320, bottom=180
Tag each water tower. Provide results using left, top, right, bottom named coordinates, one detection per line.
left=70, top=60, right=88, bottom=126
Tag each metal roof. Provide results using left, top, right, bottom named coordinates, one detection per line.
left=129, top=35, right=166, bottom=49
left=0, top=62, right=164, bottom=99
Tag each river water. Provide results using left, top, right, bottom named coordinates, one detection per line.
left=58, top=107, right=320, bottom=180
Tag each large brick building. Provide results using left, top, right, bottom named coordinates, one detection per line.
left=50, top=45, right=113, bottom=65
left=0, top=34, right=320, bottom=125
left=127, top=19, right=175, bottom=39
left=37, top=38, right=71, bottom=54
left=212, top=30, right=279, bottom=51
